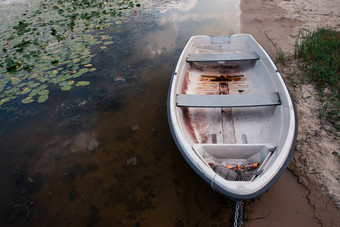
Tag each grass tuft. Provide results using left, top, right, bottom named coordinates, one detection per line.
left=295, top=28, right=340, bottom=133
left=276, top=48, right=287, bottom=65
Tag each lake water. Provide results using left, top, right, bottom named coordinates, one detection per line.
left=0, top=0, right=240, bottom=226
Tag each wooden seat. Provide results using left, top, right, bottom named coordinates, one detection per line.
left=186, top=52, right=259, bottom=62
left=176, top=93, right=281, bottom=108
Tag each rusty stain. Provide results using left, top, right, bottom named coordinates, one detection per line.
left=200, top=133, right=208, bottom=143
left=181, top=63, right=248, bottom=144
left=182, top=107, right=198, bottom=143
left=181, top=71, right=190, bottom=93
left=200, top=74, right=244, bottom=82
left=219, top=82, right=229, bottom=95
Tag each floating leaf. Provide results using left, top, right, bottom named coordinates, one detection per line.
left=101, top=35, right=110, bottom=40
left=59, top=81, right=73, bottom=91
left=29, top=88, right=41, bottom=97
left=38, top=89, right=49, bottom=96
left=60, top=84, right=71, bottom=91
left=63, top=60, right=72, bottom=64
left=37, top=95, right=48, bottom=103
left=100, top=46, right=107, bottom=49
left=21, top=87, right=31, bottom=95
left=10, top=77, right=21, bottom=85
left=103, top=41, right=114, bottom=45
left=72, top=72, right=83, bottom=78
left=0, top=0, right=138, bottom=105
left=81, top=59, right=92, bottom=65
left=50, top=70, right=58, bottom=76
left=76, top=81, right=90, bottom=86
left=79, top=68, right=88, bottom=74
left=1, top=97, right=12, bottom=104
left=17, top=82, right=26, bottom=88
left=29, top=82, right=40, bottom=88
left=22, top=96, right=34, bottom=104
left=72, top=58, right=80, bottom=63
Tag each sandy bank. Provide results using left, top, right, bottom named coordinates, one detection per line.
left=240, top=0, right=340, bottom=226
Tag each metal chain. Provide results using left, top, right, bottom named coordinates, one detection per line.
left=233, top=202, right=239, bottom=227
left=239, top=201, right=244, bottom=227
left=233, top=201, right=244, bottom=227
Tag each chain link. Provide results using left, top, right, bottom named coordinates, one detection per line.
left=233, top=201, right=244, bottom=227
left=239, top=201, right=244, bottom=227
left=233, top=202, right=239, bottom=227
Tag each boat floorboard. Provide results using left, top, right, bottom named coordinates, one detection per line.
left=184, top=65, right=248, bottom=144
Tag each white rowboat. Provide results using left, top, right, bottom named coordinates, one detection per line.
left=167, top=34, right=298, bottom=200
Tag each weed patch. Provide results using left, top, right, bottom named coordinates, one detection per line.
left=295, top=28, right=340, bottom=133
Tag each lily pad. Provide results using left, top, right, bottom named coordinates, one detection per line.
left=21, top=87, right=31, bottom=95
left=103, top=41, right=114, bottom=45
left=60, top=84, right=72, bottom=91
left=38, top=89, right=49, bottom=96
left=79, top=68, right=88, bottom=74
left=10, top=77, right=22, bottom=85
left=37, top=95, right=48, bottom=103
left=22, top=96, right=34, bottom=104
left=71, top=72, right=83, bottom=78
left=0, top=0, right=140, bottom=106
left=29, top=88, right=41, bottom=97
left=72, top=58, right=81, bottom=63
left=76, top=81, right=90, bottom=86
left=101, top=35, right=110, bottom=40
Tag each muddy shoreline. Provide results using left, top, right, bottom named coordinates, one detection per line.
left=240, top=0, right=340, bottom=225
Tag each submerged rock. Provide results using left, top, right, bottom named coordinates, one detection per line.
left=131, top=124, right=139, bottom=131
left=126, top=156, right=137, bottom=165
left=88, top=138, right=99, bottom=151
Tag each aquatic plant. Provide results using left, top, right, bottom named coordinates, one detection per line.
left=0, top=0, right=141, bottom=107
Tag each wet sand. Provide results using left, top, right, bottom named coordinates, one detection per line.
left=240, top=0, right=340, bottom=226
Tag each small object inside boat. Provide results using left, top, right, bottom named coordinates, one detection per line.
left=225, top=162, right=260, bottom=170
left=214, top=165, right=238, bottom=181
left=214, top=162, right=260, bottom=181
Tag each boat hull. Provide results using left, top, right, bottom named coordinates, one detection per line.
left=168, top=34, right=298, bottom=200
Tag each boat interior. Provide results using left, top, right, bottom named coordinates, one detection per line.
left=176, top=47, right=283, bottom=180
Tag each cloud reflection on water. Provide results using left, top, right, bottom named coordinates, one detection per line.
left=126, top=0, right=240, bottom=63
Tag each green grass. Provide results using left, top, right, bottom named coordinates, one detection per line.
left=295, top=28, right=340, bottom=133
left=276, top=49, right=288, bottom=65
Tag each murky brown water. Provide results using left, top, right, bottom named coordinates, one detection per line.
left=0, top=0, right=240, bottom=226
left=0, top=0, right=331, bottom=226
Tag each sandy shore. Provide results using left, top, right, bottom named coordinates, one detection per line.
left=240, top=0, right=340, bottom=226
